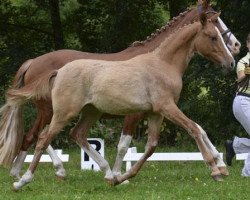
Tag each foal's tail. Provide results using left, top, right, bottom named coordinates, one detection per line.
left=0, top=59, right=57, bottom=167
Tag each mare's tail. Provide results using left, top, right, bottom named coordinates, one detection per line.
left=0, top=59, right=57, bottom=167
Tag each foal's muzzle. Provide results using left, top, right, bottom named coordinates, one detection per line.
left=223, top=59, right=235, bottom=71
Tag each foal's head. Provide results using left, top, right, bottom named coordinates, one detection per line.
left=194, top=12, right=235, bottom=71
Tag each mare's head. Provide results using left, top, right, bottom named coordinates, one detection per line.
left=198, top=0, right=241, bottom=55
left=194, top=12, right=235, bottom=71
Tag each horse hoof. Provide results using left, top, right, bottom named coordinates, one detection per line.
left=121, top=180, right=130, bottom=185
left=56, top=175, right=66, bottom=181
left=212, top=174, right=223, bottom=182
left=104, top=177, right=115, bottom=186
left=13, top=182, right=22, bottom=191
left=12, top=187, right=19, bottom=192
left=105, top=176, right=120, bottom=186
left=218, top=167, right=229, bottom=176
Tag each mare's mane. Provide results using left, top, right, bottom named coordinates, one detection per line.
left=130, top=8, right=193, bottom=47
left=130, top=1, right=213, bottom=48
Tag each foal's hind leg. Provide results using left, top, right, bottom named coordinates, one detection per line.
left=70, top=106, right=114, bottom=183
left=112, top=113, right=145, bottom=177
left=10, top=101, right=44, bottom=179
left=195, top=124, right=229, bottom=176
left=13, top=112, right=69, bottom=190
left=160, top=103, right=222, bottom=181
left=115, top=113, right=163, bottom=185
left=10, top=100, right=66, bottom=179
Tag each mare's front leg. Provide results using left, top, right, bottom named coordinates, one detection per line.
left=112, top=113, right=145, bottom=177
left=160, top=103, right=222, bottom=181
left=70, top=106, right=114, bottom=184
left=115, top=113, right=163, bottom=185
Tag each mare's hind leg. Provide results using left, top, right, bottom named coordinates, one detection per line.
left=10, top=100, right=66, bottom=180
left=46, top=144, right=66, bottom=179
left=195, top=124, right=229, bottom=176
left=115, top=113, right=163, bottom=185
left=112, top=113, right=145, bottom=177
left=70, top=105, right=114, bottom=183
left=160, top=103, right=222, bottom=181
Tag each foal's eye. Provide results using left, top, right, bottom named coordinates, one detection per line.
left=210, top=36, right=217, bottom=42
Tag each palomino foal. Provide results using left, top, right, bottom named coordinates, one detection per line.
left=0, top=1, right=240, bottom=181
left=11, top=12, right=234, bottom=190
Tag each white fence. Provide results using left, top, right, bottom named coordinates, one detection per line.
left=123, top=147, right=248, bottom=171
left=24, top=149, right=69, bottom=163
left=23, top=144, right=248, bottom=171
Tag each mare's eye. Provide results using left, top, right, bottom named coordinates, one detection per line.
left=211, top=36, right=217, bottom=42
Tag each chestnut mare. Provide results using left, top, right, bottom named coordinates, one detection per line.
left=0, top=1, right=240, bottom=180
left=9, top=12, right=235, bottom=190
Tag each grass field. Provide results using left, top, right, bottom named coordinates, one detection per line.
left=0, top=146, right=249, bottom=200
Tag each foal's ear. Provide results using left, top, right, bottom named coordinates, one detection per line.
left=209, top=12, right=221, bottom=22
left=199, top=12, right=207, bottom=26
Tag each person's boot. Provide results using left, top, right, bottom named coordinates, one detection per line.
left=225, top=140, right=236, bottom=166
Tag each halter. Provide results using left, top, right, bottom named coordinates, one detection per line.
left=220, top=29, right=232, bottom=47
left=198, top=6, right=232, bottom=47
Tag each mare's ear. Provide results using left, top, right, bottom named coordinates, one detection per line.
left=197, top=0, right=210, bottom=9
left=199, top=12, right=207, bottom=26
left=209, top=12, right=220, bottom=22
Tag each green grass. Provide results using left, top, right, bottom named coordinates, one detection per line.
left=0, top=147, right=249, bottom=200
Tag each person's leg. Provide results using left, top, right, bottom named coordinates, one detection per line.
left=241, top=152, right=250, bottom=177
left=232, top=96, right=250, bottom=135
left=233, top=136, right=250, bottom=154
left=228, top=95, right=250, bottom=171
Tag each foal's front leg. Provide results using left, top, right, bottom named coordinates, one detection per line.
left=195, top=124, right=229, bottom=176
left=160, top=103, right=222, bottom=181
left=115, top=113, right=163, bottom=185
left=70, top=108, right=115, bottom=184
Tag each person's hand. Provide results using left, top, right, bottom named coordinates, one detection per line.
left=244, top=67, right=250, bottom=75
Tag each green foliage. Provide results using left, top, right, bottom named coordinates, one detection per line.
left=64, top=0, right=167, bottom=52
left=0, top=0, right=249, bottom=148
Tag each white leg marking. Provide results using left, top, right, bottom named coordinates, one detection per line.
left=13, top=170, right=33, bottom=190
left=196, top=124, right=226, bottom=167
left=46, top=145, right=66, bottom=178
left=10, top=151, right=27, bottom=180
left=113, top=132, right=132, bottom=176
left=82, top=145, right=114, bottom=180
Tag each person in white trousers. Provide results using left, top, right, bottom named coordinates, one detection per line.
left=225, top=32, right=250, bottom=177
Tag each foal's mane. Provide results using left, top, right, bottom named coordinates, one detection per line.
left=157, top=20, right=201, bottom=51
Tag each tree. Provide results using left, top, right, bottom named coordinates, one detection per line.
left=49, top=0, right=64, bottom=49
